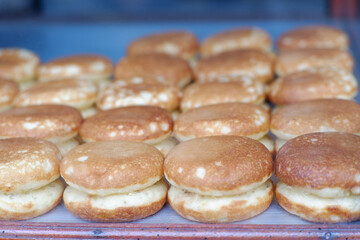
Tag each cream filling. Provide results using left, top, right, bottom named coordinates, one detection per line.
left=80, top=107, right=98, bottom=119
left=275, top=138, right=287, bottom=152
left=174, top=130, right=268, bottom=142
left=61, top=99, right=96, bottom=111
left=55, top=138, right=79, bottom=155
left=19, top=80, right=36, bottom=91
left=168, top=180, right=272, bottom=221
left=258, top=136, right=274, bottom=153
left=47, top=132, right=78, bottom=144
left=39, top=73, right=111, bottom=83
left=0, top=104, right=11, bottom=113
left=166, top=173, right=271, bottom=197
left=82, top=131, right=172, bottom=145
left=276, top=182, right=360, bottom=222
left=271, top=128, right=298, bottom=141
left=279, top=182, right=360, bottom=198
left=97, top=79, right=112, bottom=90
left=0, top=179, right=64, bottom=214
left=0, top=174, right=59, bottom=194
left=171, top=110, right=181, bottom=121
left=63, top=179, right=167, bottom=210
left=142, top=131, right=172, bottom=145
left=64, top=176, right=161, bottom=196
left=153, top=137, right=178, bottom=156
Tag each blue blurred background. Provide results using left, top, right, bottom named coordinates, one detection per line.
left=0, top=0, right=358, bottom=64
left=0, top=0, right=352, bottom=20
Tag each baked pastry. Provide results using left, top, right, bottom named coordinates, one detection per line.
left=277, top=25, right=349, bottom=51
left=201, top=27, right=272, bottom=57
left=0, top=105, right=82, bottom=155
left=115, top=53, right=192, bottom=89
left=275, top=49, right=353, bottom=76
left=38, top=54, right=113, bottom=84
left=174, top=102, right=273, bottom=154
left=0, top=137, right=64, bottom=220
left=275, top=132, right=360, bottom=223
left=0, top=79, right=19, bottom=113
left=194, top=50, right=274, bottom=83
left=269, top=67, right=358, bottom=105
left=127, top=31, right=199, bottom=62
left=165, top=135, right=273, bottom=223
left=0, top=48, right=40, bottom=90
left=14, top=79, right=98, bottom=118
left=97, top=82, right=180, bottom=112
left=181, top=81, right=265, bottom=111
left=271, top=99, right=360, bottom=151
left=79, top=106, right=177, bottom=156
left=61, top=140, right=167, bottom=222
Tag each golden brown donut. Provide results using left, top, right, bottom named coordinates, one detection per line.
left=165, top=136, right=273, bottom=223
left=61, top=140, right=164, bottom=195
left=269, top=67, right=358, bottom=105
left=97, top=82, right=180, bottom=111
left=0, top=105, right=82, bottom=143
left=0, top=79, right=19, bottom=113
left=175, top=103, right=269, bottom=141
left=194, top=50, right=274, bottom=83
left=61, top=140, right=167, bottom=222
left=127, top=31, right=199, bottom=61
left=15, top=79, right=98, bottom=110
left=115, top=53, right=192, bottom=88
left=271, top=99, right=360, bottom=141
left=80, top=106, right=173, bottom=144
left=275, top=132, right=360, bottom=223
left=201, top=27, right=272, bottom=57
left=181, top=81, right=265, bottom=111
left=275, top=49, right=353, bottom=76
left=277, top=25, right=349, bottom=51
left=39, top=54, right=113, bottom=82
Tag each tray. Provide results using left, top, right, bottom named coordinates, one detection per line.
left=0, top=19, right=360, bottom=239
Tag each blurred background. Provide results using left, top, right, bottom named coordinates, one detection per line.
left=0, top=0, right=358, bottom=62
left=0, top=0, right=358, bottom=20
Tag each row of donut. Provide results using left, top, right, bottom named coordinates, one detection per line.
left=0, top=26, right=357, bottom=114
left=2, top=130, right=359, bottom=224
left=0, top=96, right=359, bottom=155
left=0, top=50, right=357, bottom=117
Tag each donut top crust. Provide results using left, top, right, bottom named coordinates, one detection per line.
left=194, top=49, right=274, bottom=83
left=275, top=132, right=360, bottom=191
left=181, top=80, right=265, bottom=111
left=165, top=135, right=273, bottom=193
left=277, top=26, right=349, bottom=51
left=15, top=79, right=97, bottom=108
left=175, top=102, right=269, bottom=139
left=201, top=27, right=272, bottom=57
left=270, top=99, right=360, bottom=139
left=275, top=49, right=353, bottom=76
left=39, top=54, right=113, bottom=81
left=61, top=140, right=164, bottom=191
left=0, top=137, right=61, bottom=193
left=127, top=31, right=199, bottom=60
left=0, top=48, right=40, bottom=82
left=97, top=82, right=180, bottom=111
left=0, top=105, right=82, bottom=140
left=115, top=53, right=192, bottom=88
left=268, top=67, right=358, bottom=105
left=80, top=106, right=173, bottom=142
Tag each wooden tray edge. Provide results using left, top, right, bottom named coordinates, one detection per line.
left=1, top=221, right=360, bottom=239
